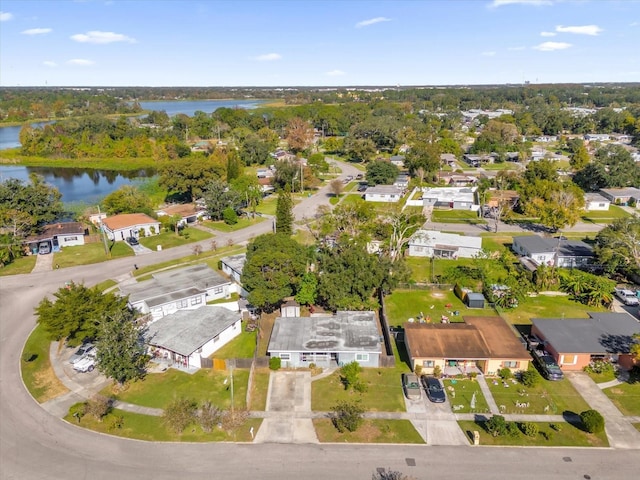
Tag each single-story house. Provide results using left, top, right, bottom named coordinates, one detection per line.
left=584, top=192, right=611, bottom=212
left=407, top=230, right=482, bottom=259
left=584, top=133, right=611, bottom=143
left=486, top=190, right=519, bottom=209
left=511, top=235, right=594, bottom=268
left=268, top=311, right=382, bottom=368
left=404, top=316, right=530, bottom=376
left=393, top=174, right=410, bottom=190
left=531, top=312, right=640, bottom=371
left=119, top=264, right=234, bottom=321
left=101, top=213, right=161, bottom=241
left=421, top=186, right=479, bottom=211
left=535, top=135, right=558, bottom=143
left=156, top=203, right=208, bottom=227
left=440, top=153, right=457, bottom=168
left=437, top=172, right=478, bottom=187
left=364, top=185, right=403, bottom=203
left=145, top=306, right=242, bottom=370
left=389, top=155, right=405, bottom=168
left=24, top=222, right=86, bottom=254
left=463, top=154, right=492, bottom=167
left=220, top=254, right=246, bottom=284
left=599, top=187, right=640, bottom=207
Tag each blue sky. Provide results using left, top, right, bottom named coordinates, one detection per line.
left=0, top=0, right=638, bottom=86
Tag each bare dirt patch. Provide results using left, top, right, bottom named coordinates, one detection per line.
left=34, top=367, right=68, bottom=402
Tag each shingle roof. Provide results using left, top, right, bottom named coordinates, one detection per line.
left=102, top=213, right=159, bottom=230
left=514, top=236, right=594, bottom=257
left=158, top=203, right=204, bottom=218
left=26, top=222, right=85, bottom=242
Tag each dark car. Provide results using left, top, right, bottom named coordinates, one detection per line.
left=421, top=376, right=446, bottom=403
left=534, top=354, right=564, bottom=381
left=126, top=236, right=139, bottom=246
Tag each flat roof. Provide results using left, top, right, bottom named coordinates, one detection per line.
left=102, top=213, right=159, bottom=230
left=365, top=185, right=403, bottom=195
left=409, top=230, right=482, bottom=249
left=268, top=311, right=382, bottom=353
left=531, top=312, right=640, bottom=354
left=600, top=187, right=640, bottom=198
left=145, top=306, right=240, bottom=356
left=514, top=236, right=594, bottom=257
left=220, top=254, right=246, bottom=274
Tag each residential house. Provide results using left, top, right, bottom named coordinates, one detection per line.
left=404, top=316, right=530, bottom=376
left=156, top=203, right=208, bottom=227
left=364, top=185, right=403, bottom=203
left=437, top=172, right=478, bottom=187
left=220, top=254, right=246, bottom=284
left=485, top=190, right=519, bottom=209
left=531, top=312, right=640, bottom=371
left=511, top=235, right=594, bottom=268
left=535, top=135, right=558, bottom=143
left=145, top=306, right=242, bottom=370
left=393, top=174, right=410, bottom=191
left=119, top=264, right=234, bottom=321
left=389, top=155, right=405, bottom=168
left=463, top=154, right=491, bottom=167
left=584, top=193, right=611, bottom=212
left=584, top=133, right=611, bottom=143
left=421, top=186, right=479, bottom=211
left=407, top=230, right=482, bottom=259
left=25, top=222, right=86, bottom=254
left=599, top=187, right=640, bottom=207
left=440, top=153, right=457, bottom=168
left=101, top=213, right=161, bottom=241
left=268, top=311, right=382, bottom=368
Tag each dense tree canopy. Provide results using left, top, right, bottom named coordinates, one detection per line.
left=594, top=216, right=640, bottom=278
left=102, top=185, right=154, bottom=215
left=573, top=145, right=640, bottom=192
left=96, top=312, right=147, bottom=385
left=366, top=160, right=399, bottom=186
left=158, top=155, right=225, bottom=201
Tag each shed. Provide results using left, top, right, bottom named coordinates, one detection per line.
left=465, top=293, right=486, bottom=309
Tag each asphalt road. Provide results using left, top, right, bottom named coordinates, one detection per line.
left=1, top=160, right=638, bottom=479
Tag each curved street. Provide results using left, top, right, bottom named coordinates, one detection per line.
left=1, top=160, right=638, bottom=479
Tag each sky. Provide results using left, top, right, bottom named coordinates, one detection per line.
left=0, top=0, right=639, bottom=87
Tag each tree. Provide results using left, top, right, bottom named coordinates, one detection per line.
left=331, top=400, right=365, bottom=433
left=295, top=272, right=317, bottom=306
left=486, top=415, right=508, bottom=437
left=238, top=134, right=269, bottom=165
left=377, top=208, right=425, bottom=262
left=163, top=397, right=197, bottom=434
left=275, top=185, right=294, bottom=235
left=222, top=207, right=238, bottom=225
left=366, top=160, right=398, bottom=186
left=574, top=145, right=640, bottom=191
left=102, top=185, right=154, bottom=215
left=594, top=216, right=640, bottom=277
left=340, top=361, right=367, bottom=392
left=35, top=282, right=131, bottom=346
left=405, top=140, right=440, bottom=178
left=343, top=137, right=376, bottom=162
left=230, top=174, right=263, bottom=214
left=226, top=149, right=243, bottom=181
left=158, top=156, right=225, bottom=202
left=569, top=145, right=590, bottom=170
left=285, top=117, right=314, bottom=153
left=198, top=401, right=223, bottom=433
left=580, top=409, right=605, bottom=434
left=329, top=179, right=344, bottom=197
left=202, top=180, right=242, bottom=221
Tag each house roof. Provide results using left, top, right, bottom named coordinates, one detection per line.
left=102, top=213, right=159, bottom=231
left=145, top=306, right=241, bottom=356
left=404, top=316, right=530, bottom=360
left=584, top=192, right=610, bottom=203
left=531, top=312, right=640, bottom=354
left=25, top=222, right=85, bottom=242
left=600, top=187, right=640, bottom=199
left=421, top=186, right=477, bottom=203
left=268, top=311, right=382, bottom=354
left=513, top=236, right=594, bottom=258
left=409, top=230, right=482, bottom=250
left=158, top=203, right=204, bottom=218
left=365, top=185, right=403, bottom=195
left=220, top=254, right=246, bottom=274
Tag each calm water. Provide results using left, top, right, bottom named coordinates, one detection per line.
left=0, top=165, right=154, bottom=204
left=0, top=121, right=52, bottom=150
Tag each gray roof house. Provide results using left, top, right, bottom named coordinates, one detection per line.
left=119, top=264, right=233, bottom=321
left=364, top=185, right=403, bottom=203
left=407, top=230, right=482, bottom=259
left=220, top=254, right=246, bottom=285
left=421, top=186, right=479, bottom=211
left=512, top=235, right=594, bottom=269
left=599, top=187, right=640, bottom=207
left=145, top=306, right=242, bottom=370
left=268, top=311, right=382, bottom=368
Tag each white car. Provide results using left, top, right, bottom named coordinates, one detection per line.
left=68, top=343, right=95, bottom=364
left=73, top=353, right=96, bottom=373
left=615, top=289, right=639, bottom=306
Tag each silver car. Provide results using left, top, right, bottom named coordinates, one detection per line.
left=68, top=343, right=95, bottom=364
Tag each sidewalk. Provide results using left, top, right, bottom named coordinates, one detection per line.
left=475, top=375, right=500, bottom=414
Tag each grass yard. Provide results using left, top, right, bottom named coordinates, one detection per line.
left=499, top=293, right=605, bottom=326
left=211, top=325, right=257, bottom=359
left=481, top=162, right=521, bottom=171
left=249, top=368, right=270, bottom=411
left=384, top=289, right=496, bottom=328
left=257, top=312, right=277, bottom=356
left=458, top=420, right=608, bottom=447
left=202, top=216, right=266, bottom=233
left=292, top=228, right=316, bottom=246
left=313, top=418, right=425, bottom=444
left=54, top=241, right=133, bottom=268
left=603, top=381, right=640, bottom=416
left=487, top=374, right=590, bottom=415
left=64, top=407, right=262, bottom=442
left=431, top=209, right=486, bottom=224
left=585, top=369, right=617, bottom=384
left=254, top=196, right=278, bottom=216
left=581, top=205, right=631, bottom=223
left=103, top=368, right=250, bottom=410
left=443, top=379, right=491, bottom=414
left=405, top=256, right=479, bottom=284
left=139, top=227, right=213, bottom=250
left=311, top=368, right=408, bottom=412
left=635, top=424, right=640, bottom=433
left=0, top=255, right=37, bottom=276
left=21, top=325, right=68, bottom=403
left=132, top=245, right=245, bottom=278
left=93, top=279, right=117, bottom=292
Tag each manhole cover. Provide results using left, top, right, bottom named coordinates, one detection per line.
left=405, top=458, right=416, bottom=467
left=563, top=457, right=572, bottom=463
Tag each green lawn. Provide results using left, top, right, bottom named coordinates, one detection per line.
left=481, top=162, right=521, bottom=171
left=249, top=368, right=270, bottom=411
left=581, top=205, right=631, bottom=223
left=53, top=241, right=133, bottom=268
left=443, top=379, right=491, bottom=414
left=202, top=216, right=266, bottom=233
left=458, top=420, right=608, bottom=447
left=132, top=245, right=246, bottom=278
left=313, top=419, right=425, bottom=444
left=384, top=289, right=496, bottom=328
left=499, top=293, right=605, bottom=326
left=585, top=369, right=617, bottom=384
left=405, top=256, right=479, bottom=283
left=139, top=227, right=213, bottom=250
left=93, top=279, right=117, bottom=292
left=103, top=368, right=249, bottom=410
left=0, top=255, right=37, bottom=276
left=311, top=368, right=408, bottom=412
left=634, top=423, right=640, bottom=433
left=431, top=209, right=486, bottom=224
left=603, top=381, right=640, bottom=416
left=65, top=406, right=262, bottom=442
left=211, top=326, right=257, bottom=359
left=487, top=373, right=590, bottom=415
left=21, top=325, right=68, bottom=403
left=254, top=196, right=278, bottom=216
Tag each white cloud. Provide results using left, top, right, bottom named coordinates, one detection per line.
left=253, top=53, right=282, bottom=61
left=22, top=28, right=52, bottom=35
left=481, top=51, right=497, bottom=56
left=71, top=30, right=136, bottom=44
left=66, top=58, right=95, bottom=66
left=0, top=11, right=13, bottom=21
left=540, top=31, right=556, bottom=37
left=555, top=24, right=602, bottom=36
left=355, top=17, right=391, bottom=28
left=43, top=61, right=58, bottom=67
left=533, top=41, right=572, bottom=51
left=489, top=0, right=552, bottom=8
left=630, top=22, right=638, bottom=27
left=326, top=69, right=346, bottom=76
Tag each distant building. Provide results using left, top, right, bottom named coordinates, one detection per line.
left=584, top=193, right=611, bottom=212
left=364, top=185, right=403, bottom=203
left=599, top=187, right=640, bottom=207
left=407, top=230, right=482, bottom=259
left=101, top=213, right=160, bottom=241
left=156, top=203, right=208, bottom=227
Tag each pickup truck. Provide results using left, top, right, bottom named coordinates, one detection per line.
left=73, top=353, right=96, bottom=373
left=614, top=288, right=639, bottom=306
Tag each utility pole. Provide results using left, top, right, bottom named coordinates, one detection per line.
left=230, top=363, right=234, bottom=414
left=97, top=205, right=110, bottom=258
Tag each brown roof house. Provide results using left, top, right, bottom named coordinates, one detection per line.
left=25, top=222, right=86, bottom=254
left=101, top=213, right=161, bottom=242
left=156, top=203, right=208, bottom=227
left=404, top=316, right=530, bottom=376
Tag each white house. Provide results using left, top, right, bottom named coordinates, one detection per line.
left=101, top=213, right=161, bottom=241
left=512, top=236, right=594, bottom=268
left=584, top=134, right=611, bottom=142
left=145, top=306, right=241, bottom=370
left=407, top=230, right=483, bottom=259
left=364, top=185, right=403, bottom=203
left=421, top=186, right=479, bottom=211
left=220, top=254, right=246, bottom=284
left=25, top=222, right=86, bottom=254
left=119, top=264, right=234, bottom=321
left=156, top=203, right=208, bottom=227
left=584, top=192, right=611, bottom=212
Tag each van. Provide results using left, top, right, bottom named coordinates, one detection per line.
left=38, top=242, right=51, bottom=255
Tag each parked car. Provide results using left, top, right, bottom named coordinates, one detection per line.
left=402, top=373, right=421, bottom=400
left=73, top=353, right=96, bottom=373
left=68, top=343, right=95, bottom=364
left=614, top=288, right=639, bottom=306
left=38, top=242, right=51, bottom=255
left=421, top=376, right=446, bottom=403
left=126, top=236, right=139, bottom=246
left=533, top=352, right=564, bottom=381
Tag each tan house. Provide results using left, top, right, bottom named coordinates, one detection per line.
left=156, top=203, right=207, bottom=227
left=404, top=316, right=530, bottom=376
left=101, top=213, right=161, bottom=241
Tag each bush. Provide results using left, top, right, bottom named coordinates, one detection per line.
left=519, top=422, right=539, bottom=437
left=432, top=365, right=442, bottom=378
left=520, top=369, right=541, bottom=388
left=69, top=402, right=86, bottom=422
left=485, top=415, right=508, bottom=437
left=549, top=423, right=562, bottom=432
left=108, top=415, right=124, bottom=431
left=506, top=421, right=521, bottom=438
left=163, top=397, right=197, bottom=433
left=85, top=395, right=112, bottom=421
left=198, top=401, right=223, bottom=433
left=269, top=357, right=281, bottom=370
left=22, top=351, right=37, bottom=362
left=414, top=364, right=423, bottom=376
left=498, top=368, right=512, bottom=380
left=584, top=360, right=614, bottom=376
left=331, top=400, right=364, bottom=433
left=223, top=207, right=238, bottom=225
left=542, top=430, right=554, bottom=441
left=580, top=409, right=605, bottom=434
left=340, top=361, right=363, bottom=391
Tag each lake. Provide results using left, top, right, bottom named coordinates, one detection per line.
left=0, top=121, right=52, bottom=150
left=0, top=165, right=154, bottom=204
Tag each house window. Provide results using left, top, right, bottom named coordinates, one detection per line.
left=301, top=353, right=313, bottom=362
left=190, top=297, right=202, bottom=306
left=177, top=299, right=189, bottom=309
left=355, top=353, right=369, bottom=362
left=422, top=360, right=435, bottom=368
left=279, top=353, right=291, bottom=360
left=503, top=361, right=518, bottom=368
left=213, top=286, right=223, bottom=295
left=560, top=355, right=577, bottom=365
left=65, top=236, right=77, bottom=242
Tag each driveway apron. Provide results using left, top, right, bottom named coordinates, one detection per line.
left=404, top=390, right=469, bottom=446
left=31, top=252, right=53, bottom=273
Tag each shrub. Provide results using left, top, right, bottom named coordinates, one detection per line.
left=498, top=368, right=512, bottom=380
left=22, top=351, right=37, bottom=362
left=108, top=415, right=124, bottom=431
left=506, top=422, right=521, bottom=438
left=163, top=397, right=197, bottom=433
left=340, top=361, right=363, bottom=391
left=414, top=364, right=423, bottom=376
left=486, top=415, right=508, bottom=437
left=584, top=360, right=614, bottom=376
left=223, top=207, right=238, bottom=225
left=221, top=409, right=249, bottom=430
left=331, top=400, right=365, bottom=433
left=269, top=357, right=281, bottom=370
left=542, top=430, right=554, bottom=441
left=198, top=401, right=223, bottom=433
left=69, top=402, right=86, bottom=422
left=580, top=409, right=605, bottom=434
left=519, top=422, right=539, bottom=438
left=433, top=365, right=442, bottom=379
left=549, top=423, right=562, bottom=432
left=520, top=369, right=541, bottom=388
left=85, top=395, right=112, bottom=421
